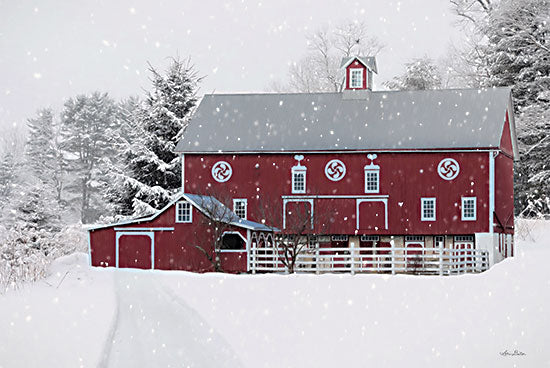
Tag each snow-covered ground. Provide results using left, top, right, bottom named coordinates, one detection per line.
left=1, top=220, right=549, bottom=368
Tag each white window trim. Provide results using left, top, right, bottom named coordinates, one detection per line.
left=421, top=197, right=436, bottom=221
left=175, top=201, right=192, bottom=223
left=360, top=235, right=380, bottom=242
left=291, top=167, right=307, bottom=194
left=461, top=197, right=477, bottom=221
left=364, top=169, right=380, bottom=193
left=349, top=68, right=363, bottom=88
left=331, top=235, right=349, bottom=242
left=219, top=231, right=248, bottom=253
left=233, top=198, right=248, bottom=219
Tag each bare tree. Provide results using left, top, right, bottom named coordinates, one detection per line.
left=191, top=191, right=241, bottom=273
left=273, top=21, right=384, bottom=93
left=255, top=194, right=334, bottom=273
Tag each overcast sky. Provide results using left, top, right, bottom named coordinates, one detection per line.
left=0, top=0, right=463, bottom=136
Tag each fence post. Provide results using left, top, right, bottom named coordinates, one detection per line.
left=251, top=240, right=256, bottom=274
left=439, top=244, right=443, bottom=276
left=391, top=238, right=396, bottom=275
left=315, top=242, right=320, bottom=275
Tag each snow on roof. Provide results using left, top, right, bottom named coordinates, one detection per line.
left=340, top=56, right=378, bottom=73
left=86, top=193, right=276, bottom=232
left=175, top=87, right=514, bottom=154
left=185, top=193, right=275, bottom=231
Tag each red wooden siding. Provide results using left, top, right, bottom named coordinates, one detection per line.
left=184, top=152, right=492, bottom=235
left=499, top=111, right=514, bottom=157
left=89, top=202, right=249, bottom=272
left=494, top=153, right=514, bottom=234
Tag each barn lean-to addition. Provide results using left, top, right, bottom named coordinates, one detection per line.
left=88, top=56, right=518, bottom=275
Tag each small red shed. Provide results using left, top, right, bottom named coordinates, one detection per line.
left=87, top=193, right=275, bottom=273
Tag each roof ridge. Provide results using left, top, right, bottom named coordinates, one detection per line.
left=203, top=86, right=512, bottom=97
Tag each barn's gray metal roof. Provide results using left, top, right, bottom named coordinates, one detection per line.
left=340, top=56, right=378, bottom=73
left=175, top=87, right=514, bottom=154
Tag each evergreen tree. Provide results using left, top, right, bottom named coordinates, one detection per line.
left=107, top=57, right=201, bottom=217
left=25, top=108, right=64, bottom=202
left=59, top=92, right=118, bottom=223
left=449, top=0, right=550, bottom=216
left=0, top=152, right=16, bottom=206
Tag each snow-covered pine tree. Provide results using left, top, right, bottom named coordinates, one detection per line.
left=384, top=56, right=443, bottom=90
left=0, top=152, right=16, bottom=206
left=107, top=57, right=201, bottom=217
left=483, top=0, right=550, bottom=216
left=59, top=92, right=118, bottom=223
left=450, top=0, right=550, bottom=217
left=25, top=108, right=64, bottom=203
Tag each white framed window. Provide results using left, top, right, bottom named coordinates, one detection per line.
left=292, top=169, right=306, bottom=194
left=461, top=197, right=477, bottom=221
left=454, top=235, right=474, bottom=242
left=421, top=198, right=436, bottom=221
left=176, top=201, right=192, bottom=223
left=360, top=235, right=379, bottom=242
left=350, top=68, right=363, bottom=88
left=364, top=170, right=379, bottom=193
left=405, top=235, right=425, bottom=242
left=331, top=235, right=349, bottom=242
left=233, top=198, right=247, bottom=219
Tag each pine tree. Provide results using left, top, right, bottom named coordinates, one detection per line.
left=450, top=0, right=550, bottom=216
left=107, top=57, right=201, bottom=217
left=25, top=108, right=64, bottom=202
left=482, top=0, right=550, bottom=216
left=0, top=152, right=16, bottom=206
left=59, top=92, right=118, bottom=223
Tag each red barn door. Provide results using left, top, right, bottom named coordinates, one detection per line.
left=358, top=201, right=386, bottom=231
left=117, top=233, right=153, bottom=269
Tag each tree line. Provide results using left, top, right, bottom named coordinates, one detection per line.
left=0, top=58, right=200, bottom=288
left=272, top=0, right=550, bottom=218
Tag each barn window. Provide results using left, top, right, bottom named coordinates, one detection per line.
left=291, top=157, right=307, bottom=194
left=364, top=170, right=379, bottom=193
left=331, top=235, right=349, bottom=241
left=461, top=197, right=477, bottom=221
left=364, top=154, right=380, bottom=194
left=233, top=199, right=247, bottom=219
left=360, top=235, right=379, bottom=242
left=220, top=232, right=245, bottom=250
left=175, top=201, right=192, bottom=223
left=434, top=236, right=445, bottom=248
left=421, top=198, right=436, bottom=221
left=350, top=68, right=363, bottom=88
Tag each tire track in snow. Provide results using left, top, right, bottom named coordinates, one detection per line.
left=100, top=271, right=242, bottom=368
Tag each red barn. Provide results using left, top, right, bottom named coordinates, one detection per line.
left=89, top=56, right=518, bottom=274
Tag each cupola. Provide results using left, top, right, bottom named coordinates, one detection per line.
left=341, top=56, right=378, bottom=91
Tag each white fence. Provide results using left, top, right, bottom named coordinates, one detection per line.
left=249, top=245, right=489, bottom=275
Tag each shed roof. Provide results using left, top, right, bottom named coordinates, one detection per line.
left=86, top=193, right=275, bottom=232
left=175, top=87, right=516, bottom=156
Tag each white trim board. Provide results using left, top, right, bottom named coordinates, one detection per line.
left=176, top=149, right=501, bottom=155
left=282, top=194, right=389, bottom=199
left=114, top=227, right=174, bottom=231
left=356, top=198, right=388, bottom=230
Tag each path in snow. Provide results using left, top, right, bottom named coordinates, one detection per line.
left=100, top=271, right=242, bottom=368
